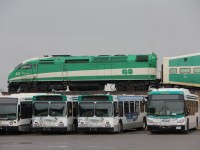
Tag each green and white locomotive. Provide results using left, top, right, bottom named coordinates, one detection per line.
left=8, top=53, right=157, bottom=92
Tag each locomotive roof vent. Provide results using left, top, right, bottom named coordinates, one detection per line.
left=114, top=54, right=126, bottom=56
left=98, top=55, right=110, bottom=56
left=52, top=55, right=71, bottom=57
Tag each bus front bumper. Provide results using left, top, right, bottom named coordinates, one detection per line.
left=0, top=126, right=18, bottom=132
left=78, top=127, right=114, bottom=132
left=32, top=127, right=68, bottom=133
left=147, top=125, right=185, bottom=131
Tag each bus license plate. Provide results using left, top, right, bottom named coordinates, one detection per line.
left=176, top=126, right=181, bottom=130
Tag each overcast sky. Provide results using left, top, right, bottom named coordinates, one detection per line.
left=0, top=0, right=200, bottom=91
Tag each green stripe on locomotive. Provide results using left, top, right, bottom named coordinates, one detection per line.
left=8, top=53, right=157, bottom=83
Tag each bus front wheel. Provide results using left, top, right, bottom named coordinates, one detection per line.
left=117, top=121, right=123, bottom=133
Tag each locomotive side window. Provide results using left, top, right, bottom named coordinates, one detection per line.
left=20, top=64, right=32, bottom=69
left=15, top=63, right=22, bottom=69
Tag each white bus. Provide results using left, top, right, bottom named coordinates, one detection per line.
left=0, top=93, right=42, bottom=133
left=78, top=94, right=147, bottom=133
left=32, top=94, right=78, bottom=133
left=147, top=88, right=199, bottom=133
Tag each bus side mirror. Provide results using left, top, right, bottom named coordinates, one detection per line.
left=186, top=109, right=190, bottom=115
left=114, top=109, right=119, bottom=117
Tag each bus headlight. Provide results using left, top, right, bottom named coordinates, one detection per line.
left=9, top=121, right=13, bottom=126
left=58, top=122, right=64, bottom=127
left=105, top=122, right=111, bottom=127
left=177, top=119, right=185, bottom=124
left=147, top=118, right=154, bottom=124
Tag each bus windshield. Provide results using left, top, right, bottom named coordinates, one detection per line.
left=33, top=102, right=49, bottom=116
left=147, top=100, right=184, bottom=115
left=49, top=102, right=66, bottom=117
left=79, top=102, right=94, bottom=117
left=0, top=103, right=17, bottom=120
left=95, top=102, right=112, bottom=117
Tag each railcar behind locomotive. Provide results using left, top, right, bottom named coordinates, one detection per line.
left=7, top=53, right=158, bottom=92
left=162, top=53, right=200, bottom=89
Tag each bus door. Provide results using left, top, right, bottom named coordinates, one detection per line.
left=18, top=101, right=32, bottom=131
left=67, top=102, right=73, bottom=130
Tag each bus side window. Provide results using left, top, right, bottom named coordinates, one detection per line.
left=130, top=101, right=134, bottom=113
left=67, top=102, right=72, bottom=117
left=135, top=101, right=139, bottom=114
left=140, top=101, right=145, bottom=113
left=118, top=102, right=123, bottom=117
left=124, top=101, right=129, bottom=116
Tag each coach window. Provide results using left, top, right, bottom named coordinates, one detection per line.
left=140, top=101, right=145, bottom=113
left=130, top=101, right=134, bottom=113
left=135, top=101, right=139, bottom=114
left=180, top=68, right=191, bottom=74
left=118, top=102, right=123, bottom=117
left=169, top=68, right=177, bottom=74
left=124, top=101, right=129, bottom=115
left=193, top=67, right=200, bottom=73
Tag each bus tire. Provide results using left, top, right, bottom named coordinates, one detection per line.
left=72, top=120, right=78, bottom=133
left=142, top=118, right=147, bottom=130
left=150, top=130, right=154, bottom=134
left=184, top=119, right=189, bottom=134
left=117, top=121, right=123, bottom=134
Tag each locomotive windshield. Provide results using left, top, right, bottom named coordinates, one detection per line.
left=14, top=63, right=22, bottom=69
